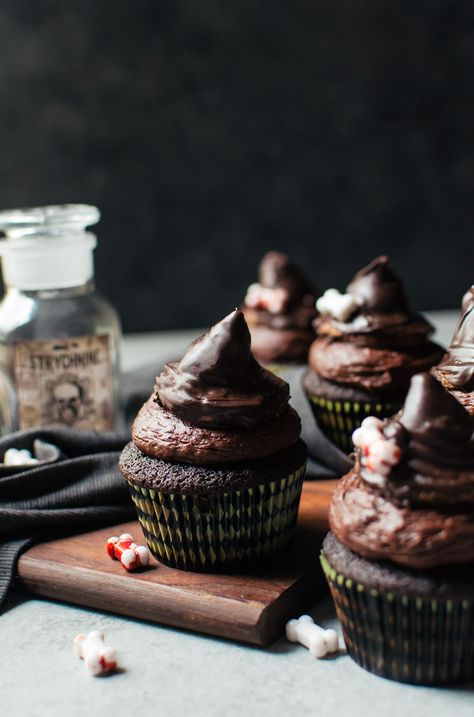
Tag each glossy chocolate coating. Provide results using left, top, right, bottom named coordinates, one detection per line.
left=347, top=255, right=409, bottom=314
left=155, top=309, right=291, bottom=429
left=132, top=309, right=302, bottom=465
left=258, top=251, right=315, bottom=304
left=243, top=252, right=317, bottom=362
left=330, top=373, right=474, bottom=569
left=310, top=256, right=444, bottom=394
left=434, top=286, right=474, bottom=412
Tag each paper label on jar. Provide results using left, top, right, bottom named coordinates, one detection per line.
left=13, top=335, right=115, bottom=430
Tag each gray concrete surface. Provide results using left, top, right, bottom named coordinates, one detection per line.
left=3, top=311, right=472, bottom=717
left=2, top=592, right=473, bottom=717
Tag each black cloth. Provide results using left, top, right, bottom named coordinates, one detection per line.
left=0, top=363, right=352, bottom=610
left=0, top=428, right=134, bottom=609
left=282, top=367, right=353, bottom=479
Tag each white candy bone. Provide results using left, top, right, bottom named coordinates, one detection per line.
left=244, top=283, right=289, bottom=314
left=120, top=544, right=150, bottom=571
left=352, top=426, right=382, bottom=449
left=73, top=630, right=117, bottom=676
left=3, top=448, right=39, bottom=466
left=286, top=615, right=339, bottom=658
left=364, top=439, right=401, bottom=475
left=107, top=533, right=151, bottom=570
left=352, top=416, right=386, bottom=450
left=360, top=416, right=384, bottom=430
left=352, top=416, right=401, bottom=478
left=316, top=288, right=360, bottom=322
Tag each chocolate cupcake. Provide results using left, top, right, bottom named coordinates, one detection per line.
left=303, top=256, right=444, bottom=452
left=119, top=309, right=307, bottom=571
left=433, top=286, right=474, bottom=415
left=242, top=251, right=318, bottom=369
left=321, top=373, right=474, bottom=684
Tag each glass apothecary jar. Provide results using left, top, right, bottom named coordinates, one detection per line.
left=0, top=204, right=122, bottom=434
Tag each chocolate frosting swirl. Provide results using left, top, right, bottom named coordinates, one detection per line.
left=132, top=310, right=302, bottom=464
left=155, top=309, right=290, bottom=429
left=330, top=373, right=474, bottom=569
left=433, top=286, right=474, bottom=413
left=132, top=395, right=301, bottom=464
left=310, top=256, right=444, bottom=394
left=362, top=374, right=474, bottom=504
left=329, top=471, right=474, bottom=570
left=243, top=252, right=317, bottom=362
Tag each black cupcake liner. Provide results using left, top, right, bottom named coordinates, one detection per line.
left=307, top=395, right=399, bottom=453
left=127, top=462, right=306, bottom=572
left=321, top=551, right=474, bottom=685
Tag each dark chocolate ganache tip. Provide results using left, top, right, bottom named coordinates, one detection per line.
left=178, top=307, right=259, bottom=388
left=329, top=374, right=474, bottom=569
left=258, top=251, right=316, bottom=301
left=434, top=286, right=474, bottom=393
left=311, top=256, right=442, bottom=393
left=242, top=253, right=317, bottom=344
left=346, top=255, right=409, bottom=315
left=243, top=251, right=317, bottom=318
left=315, top=254, right=433, bottom=334
left=155, top=309, right=292, bottom=429
left=355, top=373, right=474, bottom=504
left=400, top=372, right=473, bottom=444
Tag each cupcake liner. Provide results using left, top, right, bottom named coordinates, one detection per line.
left=263, top=362, right=296, bottom=376
left=127, top=463, right=306, bottom=572
left=307, top=395, right=399, bottom=453
left=321, top=551, right=474, bottom=685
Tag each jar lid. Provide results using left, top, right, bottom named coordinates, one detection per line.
left=0, top=204, right=100, bottom=290
left=0, top=203, right=100, bottom=236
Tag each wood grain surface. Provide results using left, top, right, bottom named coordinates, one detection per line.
left=18, top=479, right=337, bottom=646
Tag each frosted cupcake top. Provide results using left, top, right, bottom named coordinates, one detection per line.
left=433, top=286, right=474, bottom=414
left=310, top=256, right=444, bottom=395
left=329, top=373, right=474, bottom=569
left=243, top=251, right=317, bottom=327
left=132, top=310, right=302, bottom=464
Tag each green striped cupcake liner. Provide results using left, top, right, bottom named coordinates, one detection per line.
left=262, top=360, right=307, bottom=377
left=307, top=395, right=399, bottom=453
left=127, top=463, right=306, bottom=572
left=263, top=362, right=296, bottom=376
left=321, top=551, right=474, bottom=685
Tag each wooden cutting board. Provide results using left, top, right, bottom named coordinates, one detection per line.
left=18, top=480, right=336, bottom=646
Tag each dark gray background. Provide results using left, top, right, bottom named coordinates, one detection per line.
left=0, top=1, right=472, bottom=331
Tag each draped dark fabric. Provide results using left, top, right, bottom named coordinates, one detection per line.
left=0, top=364, right=352, bottom=609
left=0, top=428, right=134, bottom=608
left=282, top=367, right=353, bottom=479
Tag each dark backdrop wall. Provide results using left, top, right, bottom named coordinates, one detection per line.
left=0, top=1, right=472, bottom=331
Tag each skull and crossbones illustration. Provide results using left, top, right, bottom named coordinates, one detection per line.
left=45, top=374, right=92, bottom=426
